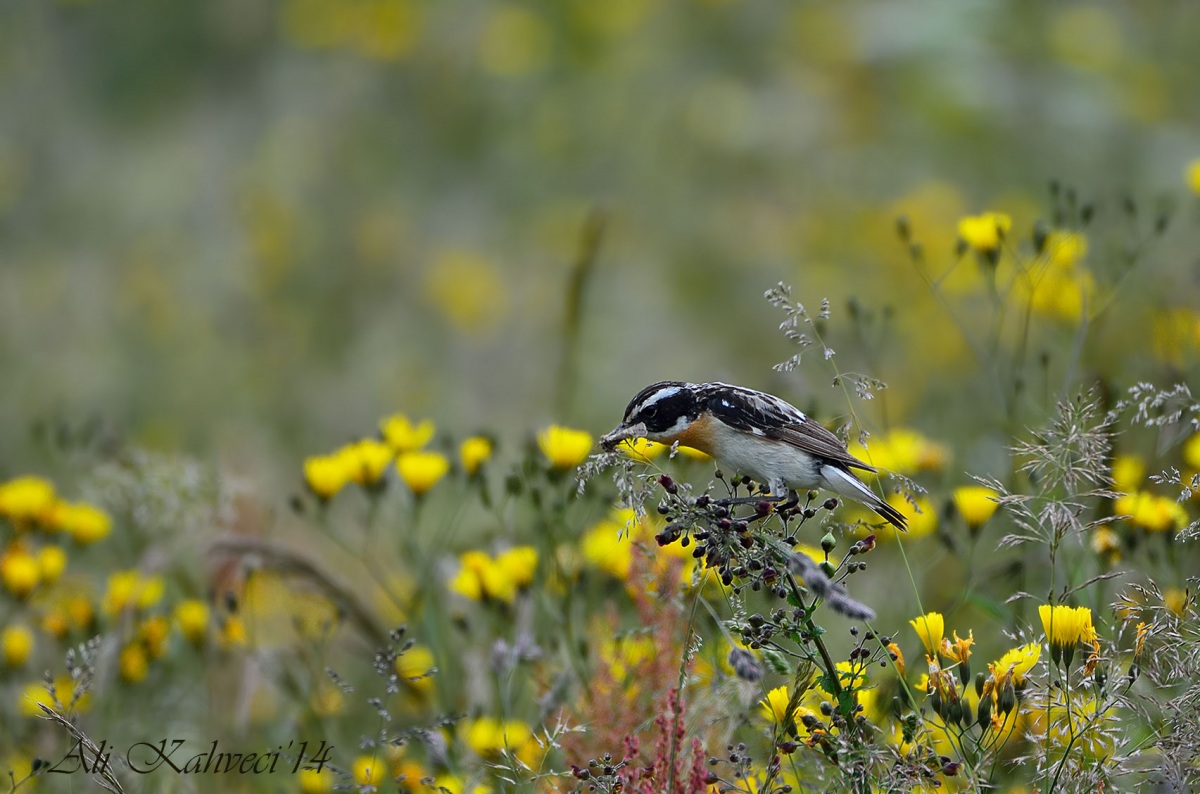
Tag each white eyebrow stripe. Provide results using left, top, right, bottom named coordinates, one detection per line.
left=635, top=386, right=682, bottom=413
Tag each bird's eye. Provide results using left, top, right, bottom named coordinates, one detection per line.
left=642, top=405, right=658, bottom=419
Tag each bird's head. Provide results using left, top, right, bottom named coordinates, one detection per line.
left=600, top=381, right=701, bottom=450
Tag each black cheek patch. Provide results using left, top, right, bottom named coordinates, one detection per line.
left=642, top=391, right=696, bottom=433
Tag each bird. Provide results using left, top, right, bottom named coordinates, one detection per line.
left=599, top=380, right=907, bottom=531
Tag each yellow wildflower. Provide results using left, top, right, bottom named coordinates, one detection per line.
left=0, top=476, right=56, bottom=527
left=138, top=615, right=171, bottom=659
left=759, top=685, right=795, bottom=724
left=174, top=598, right=211, bottom=645
left=1110, top=454, right=1146, bottom=493
left=55, top=501, right=112, bottom=544
left=303, top=453, right=353, bottom=500
left=298, top=766, right=334, bottom=794
left=462, top=716, right=541, bottom=768
left=537, top=425, right=593, bottom=470
left=102, top=570, right=165, bottom=615
left=887, top=493, right=937, bottom=539
left=952, top=486, right=999, bottom=529
left=310, top=683, right=344, bottom=717
left=1040, top=604, right=1096, bottom=668
left=459, top=436, right=493, bottom=476
left=957, top=211, right=1012, bottom=253
left=352, top=755, right=385, bottom=787
left=616, top=437, right=668, bottom=463
left=342, top=438, right=394, bottom=487
left=990, top=641, right=1040, bottom=687
left=849, top=428, right=947, bottom=476
left=1187, top=158, right=1200, bottom=196
left=449, top=550, right=516, bottom=603
left=396, top=450, right=450, bottom=495
left=37, top=545, right=67, bottom=584
left=940, top=629, right=974, bottom=667
left=580, top=510, right=640, bottom=580
left=887, top=642, right=906, bottom=679
left=220, top=615, right=248, bottom=648
left=395, top=644, right=436, bottom=692
left=910, top=612, right=944, bottom=657
left=119, top=643, right=149, bottom=683
left=493, top=546, right=537, bottom=589
left=20, top=675, right=77, bottom=716
left=1185, top=432, right=1200, bottom=470
left=1164, top=587, right=1190, bottom=618
left=380, top=413, right=435, bottom=453
left=1091, top=526, right=1122, bottom=565
left=1, top=547, right=40, bottom=598
left=1116, top=491, right=1188, bottom=532
left=1, top=625, right=34, bottom=667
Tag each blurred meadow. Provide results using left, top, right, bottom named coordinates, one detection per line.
left=2, top=0, right=1200, bottom=792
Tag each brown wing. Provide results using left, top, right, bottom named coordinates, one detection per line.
left=764, top=421, right=877, bottom=473
left=698, top=383, right=875, bottom=473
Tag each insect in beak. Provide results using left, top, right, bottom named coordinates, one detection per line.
left=600, top=422, right=648, bottom=451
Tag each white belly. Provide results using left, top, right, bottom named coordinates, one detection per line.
left=704, top=422, right=822, bottom=492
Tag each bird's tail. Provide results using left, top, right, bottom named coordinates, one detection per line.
left=819, top=465, right=908, bottom=532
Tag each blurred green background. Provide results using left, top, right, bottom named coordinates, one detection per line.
left=1, top=0, right=1197, bottom=487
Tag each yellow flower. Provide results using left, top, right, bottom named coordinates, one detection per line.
left=616, top=438, right=667, bottom=463
left=380, top=413, right=435, bottom=453
left=448, top=550, right=522, bottom=603
left=353, top=754, right=385, bottom=787
left=119, top=643, right=149, bottom=683
left=493, top=546, right=537, bottom=589
left=537, top=425, right=593, bottom=470
left=1039, top=604, right=1096, bottom=667
left=303, top=453, right=353, bottom=500
left=1090, top=526, right=1122, bottom=565
left=957, top=211, right=1012, bottom=253
left=1, top=547, right=40, bottom=598
left=1111, top=454, right=1146, bottom=493
left=952, top=486, right=999, bottom=529
left=887, top=642, right=906, bottom=679
left=1187, top=158, right=1200, bottom=196
left=310, top=683, right=344, bottom=717
left=102, top=570, right=165, bottom=615
left=460, top=436, right=493, bottom=476
left=432, top=773, right=492, bottom=794
left=462, top=717, right=539, bottom=766
left=1, top=625, right=34, bottom=667
left=1116, top=491, right=1188, bottom=532
left=1185, top=433, right=1200, bottom=471
left=20, top=679, right=56, bottom=717
left=298, top=766, right=334, bottom=793
left=38, top=544, right=68, bottom=584
left=848, top=428, right=948, bottom=477
left=174, top=598, right=211, bottom=645
left=759, top=685, right=795, bottom=724
left=581, top=509, right=640, bottom=580
left=342, top=438, right=394, bottom=487
left=395, top=644, right=436, bottom=693
left=220, top=615, right=248, bottom=648
left=138, top=615, right=171, bottom=659
left=940, top=629, right=974, bottom=667
left=55, top=501, right=112, bottom=544
left=396, top=451, right=451, bottom=495
left=990, top=641, right=1040, bottom=687
left=909, top=612, right=944, bottom=657
left=882, top=493, right=937, bottom=540
left=1164, top=587, right=1190, bottom=618
left=0, top=476, right=56, bottom=527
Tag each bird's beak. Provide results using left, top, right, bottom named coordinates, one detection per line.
left=600, top=422, right=648, bottom=451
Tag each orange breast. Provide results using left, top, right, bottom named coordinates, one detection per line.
left=659, top=412, right=716, bottom=455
